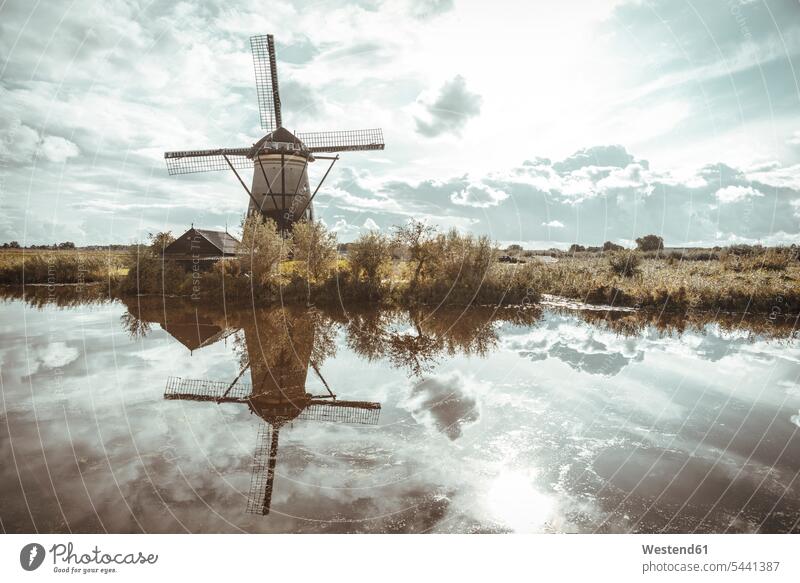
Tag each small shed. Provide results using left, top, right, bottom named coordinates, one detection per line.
left=164, top=227, right=239, bottom=266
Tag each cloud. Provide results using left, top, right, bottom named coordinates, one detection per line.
left=363, top=145, right=800, bottom=247
left=506, top=314, right=645, bottom=377
left=276, top=36, right=320, bottom=65
left=279, top=78, right=322, bottom=120
left=404, top=371, right=480, bottom=440
left=408, top=0, right=454, bottom=19
left=0, top=119, right=78, bottom=164
left=450, top=182, right=508, bottom=208
left=1, top=1, right=798, bottom=247
left=362, top=217, right=380, bottom=230
left=39, top=136, right=80, bottom=163
left=414, top=75, right=482, bottom=137
left=552, top=145, right=639, bottom=173
left=326, top=217, right=362, bottom=236
left=715, top=185, right=764, bottom=204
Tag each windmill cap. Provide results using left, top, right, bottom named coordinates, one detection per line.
left=248, top=127, right=308, bottom=158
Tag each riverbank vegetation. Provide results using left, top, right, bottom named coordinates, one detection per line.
left=2, top=220, right=798, bottom=313
left=0, top=248, right=128, bottom=285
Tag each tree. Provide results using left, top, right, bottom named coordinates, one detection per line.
left=568, top=244, right=586, bottom=253
left=349, top=231, right=391, bottom=289
left=8, top=241, right=20, bottom=249
left=635, top=234, right=664, bottom=252
left=238, top=215, right=288, bottom=286
left=58, top=241, right=76, bottom=249
left=392, top=219, right=437, bottom=285
left=291, top=220, right=337, bottom=282
left=603, top=241, right=623, bottom=252
left=506, top=243, right=523, bottom=254
left=148, top=231, right=175, bottom=255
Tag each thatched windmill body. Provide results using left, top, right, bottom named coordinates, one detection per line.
left=164, top=34, right=385, bottom=230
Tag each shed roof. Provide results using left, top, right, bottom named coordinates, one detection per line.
left=164, top=227, right=240, bottom=256
left=194, top=229, right=239, bottom=255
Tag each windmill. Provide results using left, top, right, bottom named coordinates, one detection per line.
left=164, top=34, right=385, bottom=231
left=164, top=373, right=380, bottom=516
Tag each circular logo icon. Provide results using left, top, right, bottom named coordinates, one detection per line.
left=20, top=543, right=46, bottom=571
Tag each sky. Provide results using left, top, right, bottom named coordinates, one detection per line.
left=1, top=0, right=799, bottom=247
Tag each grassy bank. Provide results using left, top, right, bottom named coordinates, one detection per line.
left=530, top=254, right=799, bottom=313
left=5, top=221, right=798, bottom=314
left=0, top=249, right=128, bottom=285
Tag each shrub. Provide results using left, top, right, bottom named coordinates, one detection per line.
left=237, top=215, right=288, bottom=287
left=607, top=250, right=642, bottom=277
left=603, top=241, right=624, bottom=252
left=635, top=234, right=664, bottom=252
left=432, top=230, right=495, bottom=287
left=392, top=219, right=437, bottom=285
left=348, top=231, right=391, bottom=291
left=291, top=220, right=338, bottom=282
left=409, top=229, right=500, bottom=305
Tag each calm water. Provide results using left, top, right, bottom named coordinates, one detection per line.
left=1, top=291, right=799, bottom=533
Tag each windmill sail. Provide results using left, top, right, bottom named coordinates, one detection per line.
left=165, top=376, right=381, bottom=425
left=164, top=148, right=253, bottom=175
left=297, top=128, right=385, bottom=153
left=246, top=423, right=280, bottom=515
left=300, top=400, right=381, bottom=425
left=250, top=34, right=282, bottom=132
left=164, top=376, right=251, bottom=402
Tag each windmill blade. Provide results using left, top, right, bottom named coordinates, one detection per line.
left=250, top=34, right=282, bottom=132
left=164, top=148, right=252, bottom=175
left=164, top=376, right=251, bottom=402
left=297, top=128, right=385, bottom=153
left=246, top=423, right=280, bottom=516
left=299, top=400, right=381, bottom=425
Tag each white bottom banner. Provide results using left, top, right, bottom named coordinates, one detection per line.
left=0, top=534, right=797, bottom=582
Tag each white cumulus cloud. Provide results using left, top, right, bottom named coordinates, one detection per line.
left=715, top=185, right=764, bottom=204
left=39, top=136, right=80, bottom=163
left=450, top=183, right=508, bottom=208
left=362, top=218, right=380, bottom=230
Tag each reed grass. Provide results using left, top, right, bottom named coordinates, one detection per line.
left=0, top=249, right=128, bottom=285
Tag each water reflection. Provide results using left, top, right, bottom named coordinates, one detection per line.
left=1, top=289, right=798, bottom=533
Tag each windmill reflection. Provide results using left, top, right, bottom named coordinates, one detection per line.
left=119, top=298, right=540, bottom=514
left=163, top=372, right=380, bottom=516
left=121, top=298, right=381, bottom=516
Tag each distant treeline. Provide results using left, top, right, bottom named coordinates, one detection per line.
left=507, top=235, right=799, bottom=262
left=1, top=241, right=132, bottom=251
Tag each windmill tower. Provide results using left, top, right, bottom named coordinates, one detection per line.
left=164, top=34, right=385, bottom=231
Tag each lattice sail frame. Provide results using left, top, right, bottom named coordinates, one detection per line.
left=164, top=377, right=381, bottom=425
left=163, top=149, right=253, bottom=175
left=164, top=376, right=251, bottom=401
left=246, top=423, right=279, bottom=515
left=250, top=34, right=282, bottom=132
left=297, top=128, right=385, bottom=153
